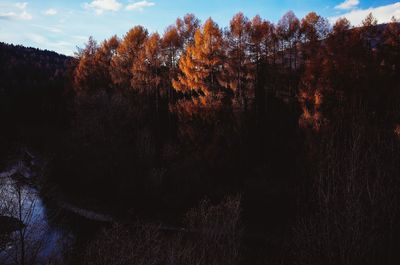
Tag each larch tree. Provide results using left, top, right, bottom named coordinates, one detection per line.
left=298, top=13, right=330, bottom=130
left=225, top=12, right=253, bottom=112
left=248, top=16, right=273, bottom=118
left=173, top=18, right=228, bottom=106
left=360, top=13, right=378, bottom=51
left=276, top=11, right=301, bottom=97
left=162, top=25, right=182, bottom=71
left=301, top=12, right=330, bottom=60
left=161, top=25, right=182, bottom=102
left=131, top=32, right=167, bottom=156
left=94, top=35, right=120, bottom=94
left=131, top=32, right=163, bottom=109
left=111, top=26, right=148, bottom=90
left=176, top=13, right=201, bottom=49
left=73, top=36, right=120, bottom=95
left=277, top=11, right=300, bottom=69
left=73, top=36, right=99, bottom=94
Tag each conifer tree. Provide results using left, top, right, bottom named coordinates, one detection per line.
left=176, top=13, right=201, bottom=49
left=161, top=25, right=182, bottom=102
left=248, top=16, right=272, bottom=117
left=73, top=36, right=100, bottom=94
left=173, top=18, right=228, bottom=106
left=111, top=26, right=148, bottom=90
left=225, top=12, right=252, bottom=111
left=131, top=33, right=162, bottom=100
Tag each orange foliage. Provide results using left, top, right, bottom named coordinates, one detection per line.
left=173, top=18, right=227, bottom=105
left=111, top=26, right=148, bottom=89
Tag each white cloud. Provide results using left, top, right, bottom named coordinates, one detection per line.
left=19, top=10, right=32, bottom=20
left=0, top=2, right=32, bottom=20
left=335, top=0, right=359, bottom=10
left=126, top=1, right=155, bottom=11
left=84, top=0, right=122, bottom=14
left=34, top=24, right=63, bottom=33
left=330, top=2, right=400, bottom=26
left=15, top=2, right=28, bottom=10
left=0, top=12, right=17, bottom=20
left=0, top=6, right=32, bottom=20
left=44, top=8, right=58, bottom=16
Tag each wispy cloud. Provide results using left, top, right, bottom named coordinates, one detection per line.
left=0, top=12, right=16, bottom=20
left=0, top=2, right=32, bottom=20
left=335, top=0, right=359, bottom=10
left=330, top=2, right=400, bottom=25
left=34, top=24, right=63, bottom=33
left=44, top=8, right=58, bottom=16
left=84, top=0, right=122, bottom=14
left=19, top=10, right=32, bottom=20
left=15, top=2, right=28, bottom=10
left=126, top=1, right=155, bottom=11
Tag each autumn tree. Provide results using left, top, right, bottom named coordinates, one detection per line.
left=277, top=11, right=301, bottom=69
left=301, top=12, right=330, bottom=59
left=131, top=33, right=163, bottom=110
left=298, top=13, right=330, bottom=130
left=173, top=18, right=228, bottom=106
left=225, top=12, right=253, bottom=111
left=161, top=25, right=182, bottom=102
left=162, top=26, right=181, bottom=71
left=111, top=26, right=148, bottom=90
left=73, top=36, right=100, bottom=94
left=360, top=13, right=378, bottom=50
left=94, top=36, right=120, bottom=94
left=248, top=15, right=270, bottom=117
left=275, top=11, right=302, bottom=98
left=176, top=13, right=201, bottom=49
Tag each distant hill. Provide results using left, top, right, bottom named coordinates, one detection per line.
left=0, top=42, right=73, bottom=83
left=0, top=42, right=75, bottom=132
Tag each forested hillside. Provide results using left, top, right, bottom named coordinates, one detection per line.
left=1, top=10, right=400, bottom=265
left=0, top=42, right=73, bottom=158
left=0, top=42, right=73, bottom=123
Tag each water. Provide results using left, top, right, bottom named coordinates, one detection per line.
left=0, top=148, right=110, bottom=264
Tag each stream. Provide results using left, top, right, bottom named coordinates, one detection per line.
left=0, top=148, right=112, bottom=264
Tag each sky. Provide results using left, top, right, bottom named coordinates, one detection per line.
left=0, top=0, right=399, bottom=55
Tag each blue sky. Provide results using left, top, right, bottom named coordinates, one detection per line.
left=1, top=0, right=399, bottom=55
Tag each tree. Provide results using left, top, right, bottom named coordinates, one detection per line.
left=225, top=12, right=252, bottom=111
left=73, top=36, right=100, bottom=94
left=176, top=13, right=201, bottom=49
left=248, top=16, right=271, bottom=118
left=301, top=12, right=330, bottom=59
left=360, top=13, right=378, bottom=51
left=74, top=36, right=120, bottom=95
left=95, top=36, right=120, bottom=94
left=161, top=25, right=182, bottom=102
left=277, top=11, right=300, bottom=69
left=301, top=12, right=330, bottom=43
left=111, top=26, right=148, bottom=90
left=131, top=33, right=163, bottom=108
left=276, top=11, right=301, bottom=97
left=173, top=18, right=228, bottom=106
left=162, top=25, right=182, bottom=71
